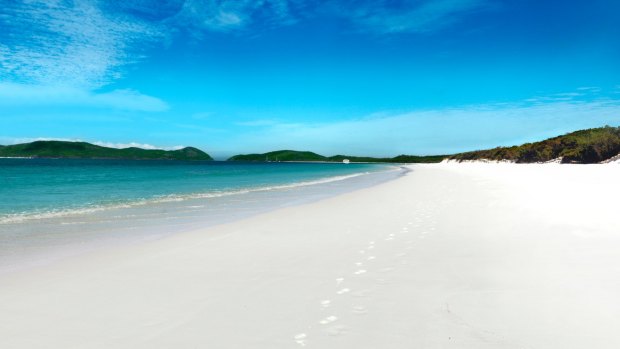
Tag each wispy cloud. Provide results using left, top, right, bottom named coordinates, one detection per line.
left=334, top=0, right=490, bottom=34
left=91, top=141, right=184, bottom=150
left=167, top=0, right=486, bottom=34
left=0, top=0, right=160, bottom=89
left=169, top=0, right=305, bottom=33
left=0, top=83, right=169, bottom=112
left=226, top=95, right=620, bottom=156
left=0, top=0, right=486, bottom=92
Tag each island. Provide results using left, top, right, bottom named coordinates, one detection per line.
left=0, top=141, right=213, bottom=161
left=4, top=126, right=620, bottom=164
left=227, top=126, right=620, bottom=164
left=227, top=150, right=446, bottom=163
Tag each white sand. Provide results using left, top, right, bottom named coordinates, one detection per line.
left=1, top=164, right=619, bottom=348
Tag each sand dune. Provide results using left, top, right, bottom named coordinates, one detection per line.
left=1, top=164, right=619, bottom=348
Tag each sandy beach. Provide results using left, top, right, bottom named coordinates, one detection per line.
left=1, top=164, right=619, bottom=348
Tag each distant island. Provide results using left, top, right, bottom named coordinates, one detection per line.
left=228, top=126, right=620, bottom=164
left=449, top=126, right=620, bottom=163
left=0, top=141, right=213, bottom=161
left=227, top=150, right=446, bottom=163
left=3, top=126, right=619, bottom=164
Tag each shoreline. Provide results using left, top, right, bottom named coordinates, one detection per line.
left=1, top=164, right=619, bottom=348
left=0, top=165, right=402, bottom=275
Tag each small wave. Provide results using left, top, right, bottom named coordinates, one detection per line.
left=0, top=171, right=375, bottom=224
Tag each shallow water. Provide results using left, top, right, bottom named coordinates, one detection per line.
left=0, top=159, right=402, bottom=272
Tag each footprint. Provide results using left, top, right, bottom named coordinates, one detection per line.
left=336, top=288, right=351, bottom=295
left=352, top=305, right=368, bottom=315
left=359, top=250, right=366, bottom=254
left=355, top=262, right=363, bottom=266
left=367, top=246, right=375, bottom=250
left=367, top=256, right=376, bottom=261
left=320, top=300, right=331, bottom=308
left=353, top=269, right=367, bottom=275
left=319, top=315, right=338, bottom=324
left=294, top=333, right=307, bottom=346
left=336, top=277, right=344, bottom=284
left=380, top=267, right=394, bottom=273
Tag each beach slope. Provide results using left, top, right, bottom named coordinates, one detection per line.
left=1, top=164, right=619, bottom=348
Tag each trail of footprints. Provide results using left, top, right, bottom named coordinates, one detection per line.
left=293, top=208, right=439, bottom=346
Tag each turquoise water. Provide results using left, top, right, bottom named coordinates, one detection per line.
left=0, top=158, right=400, bottom=272
left=0, top=159, right=390, bottom=223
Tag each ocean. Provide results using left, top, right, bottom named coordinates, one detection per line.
left=0, top=159, right=401, bottom=272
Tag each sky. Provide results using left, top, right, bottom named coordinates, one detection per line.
left=1, top=0, right=619, bottom=159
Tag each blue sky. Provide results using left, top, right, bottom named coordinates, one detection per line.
left=1, top=0, right=619, bottom=158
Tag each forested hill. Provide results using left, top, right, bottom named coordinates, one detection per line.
left=449, top=126, right=620, bottom=163
left=228, top=150, right=445, bottom=163
left=228, top=150, right=326, bottom=162
left=0, top=141, right=213, bottom=161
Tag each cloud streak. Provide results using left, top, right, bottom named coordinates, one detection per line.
left=167, top=0, right=489, bottom=34
left=333, top=0, right=489, bottom=34
left=227, top=97, right=620, bottom=156
left=0, top=0, right=161, bottom=89
left=0, top=0, right=488, bottom=90
left=169, top=0, right=306, bottom=33
left=0, top=83, right=169, bottom=112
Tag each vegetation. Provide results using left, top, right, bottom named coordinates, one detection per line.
left=389, top=155, right=447, bottom=163
left=0, top=141, right=213, bottom=161
left=228, top=150, right=446, bottom=163
left=450, top=126, right=620, bottom=163
left=228, top=150, right=325, bottom=162
left=6, top=126, right=618, bottom=164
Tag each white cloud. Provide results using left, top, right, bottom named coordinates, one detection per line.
left=91, top=141, right=185, bottom=150
left=0, top=83, right=169, bottom=112
left=0, top=0, right=488, bottom=101
left=0, top=0, right=161, bottom=89
left=227, top=97, right=620, bottom=156
left=0, top=1, right=170, bottom=112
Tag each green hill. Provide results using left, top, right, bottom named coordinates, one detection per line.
left=0, top=141, right=213, bottom=161
left=450, top=126, right=620, bottom=163
left=228, top=150, right=325, bottom=162
left=228, top=150, right=445, bottom=163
